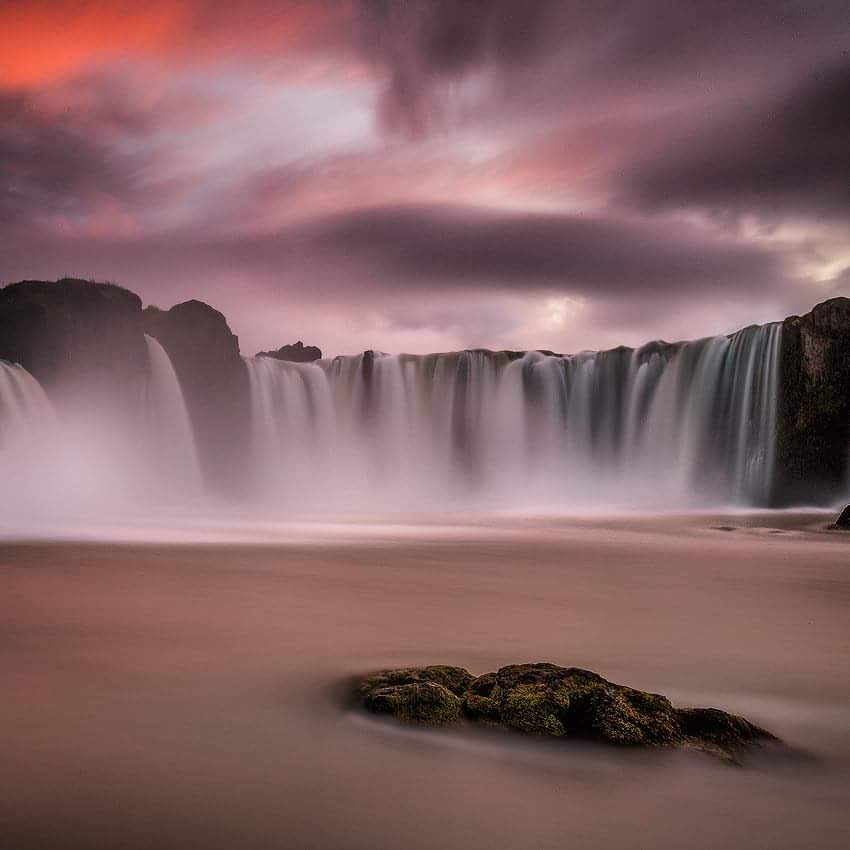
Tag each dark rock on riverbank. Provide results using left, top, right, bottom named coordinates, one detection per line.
left=831, top=505, right=850, bottom=529
left=356, top=663, right=778, bottom=761
left=257, top=341, right=322, bottom=362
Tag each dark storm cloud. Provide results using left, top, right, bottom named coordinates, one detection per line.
left=622, top=63, right=850, bottom=219
left=358, top=0, right=561, bottom=132
left=276, top=203, right=790, bottom=297
left=1, top=0, right=846, bottom=354
left=1, top=202, right=790, bottom=299
left=0, top=77, right=199, bottom=231
left=359, top=1, right=850, bottom=223
left=359, top=1, right=848, bottom=121
left=0, top=89, right=136, bottom=226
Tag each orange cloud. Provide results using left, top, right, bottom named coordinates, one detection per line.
left=0, top=0, right=352, bottom=87
left=0, top=1, right=188, bottom=85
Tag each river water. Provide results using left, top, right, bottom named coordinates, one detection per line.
left=1, top=514, right=847, bottom=849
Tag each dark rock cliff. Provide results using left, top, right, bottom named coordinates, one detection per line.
left=0, top=280, right=253, bottom=493
left=775, top=297, right=850, bottom=505
left=0, top=278, right=147, bottom=396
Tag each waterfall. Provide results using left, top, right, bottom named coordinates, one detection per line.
left=244, top=323, right=783, bottom=510
left=0, top=360, right=55, bottom=461
left=0, top=323, right=786, bottom=524
left=0, top=361, right=60, bottom=526
left=143, top=335, right=203, bottom=494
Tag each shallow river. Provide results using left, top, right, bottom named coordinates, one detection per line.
left=1, top=514, right=848, bottom=849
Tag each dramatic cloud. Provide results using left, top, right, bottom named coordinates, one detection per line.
left=622, top=63, right=850, bottom=220
left=357, top=0, right=562, bottom=132
left=288, top=204, right=790, bottom=296
left=0, top=0, right=353, bottom=84
left=0, top=1, right=847, bottom=354
left=0, top=88, right=146, bottom=229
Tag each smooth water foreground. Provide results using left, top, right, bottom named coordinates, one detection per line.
left=1, top=515, right=848, bottom=850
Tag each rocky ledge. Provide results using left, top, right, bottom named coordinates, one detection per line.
left=357, top=663, right=778, bottom=762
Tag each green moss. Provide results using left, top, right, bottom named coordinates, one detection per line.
left=501, top=684, right=565, bottom=736
left=419, top=665, right=474, bottom=695
left=358, top=665, right=473, bottom=697
left=363, top=681, right=462, bottom=726
left=464, top=692, right=500, bottom=719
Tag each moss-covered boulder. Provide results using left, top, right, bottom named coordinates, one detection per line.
left=463, top=664, right=682, bottom=745
left=356, top=662, right=778, bottom=761
left=358, top=666, right=472, bottom=726
left=676, top=707, right=772, bottom=758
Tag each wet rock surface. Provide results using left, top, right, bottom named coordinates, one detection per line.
left=356, top=663, right=778, bottom=762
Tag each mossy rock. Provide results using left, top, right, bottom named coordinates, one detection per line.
left=363, top=681, right=463, bottom=726
left=676, top=707, right=774, bottom=757
left=358, top=665, right=473, bottom=726
left=356, top=662, right=778, bottom=761
left=460, top=663, right=681, bottom=746
left=358, top=665, right=473, bottom=698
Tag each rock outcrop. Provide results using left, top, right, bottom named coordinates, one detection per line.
left=0, top=278, right=147, bottom=397
left=357, top=663, right=778, bottom=762
left=143, top=300, right=250, bottom=492
left=257, top=341, right=322, bottom=362
left=832, top=505, right=850, bottom=529
left=775, top=297, right=850, bottom=505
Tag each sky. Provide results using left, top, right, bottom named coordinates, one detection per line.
left=1, top=0, right=848, bottom=356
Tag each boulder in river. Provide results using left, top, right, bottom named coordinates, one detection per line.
left=356, top=663, right=778, bottom=762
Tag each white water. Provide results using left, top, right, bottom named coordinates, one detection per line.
left=244, top=323, right=783, bottom=511
left=142, top=335, right=203, bottom=495
left=0, top=361, right=57, bottom=492
left=0, top=341, right=203, bottom=534
left=0, top=323, right=785, bottom=532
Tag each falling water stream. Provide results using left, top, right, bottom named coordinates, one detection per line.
left=1, top=322, right=786, bottom=527
left=245, top=323, right=783, bottom=509
left=0, top=359, right=56, bottom=470
left=143, top=334, right=203, bottom=495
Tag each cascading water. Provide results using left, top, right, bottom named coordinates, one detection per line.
left=243, top=323, right=783, bottom=510
left=142, top=335, right=203, bottom=495
left=0, top=341, right=204, bottom=533
left=0, top=322, right=785, bottom=530
left=0, top=361, right=60, bottom=530
left=0, top=360, right=56, bottom=465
